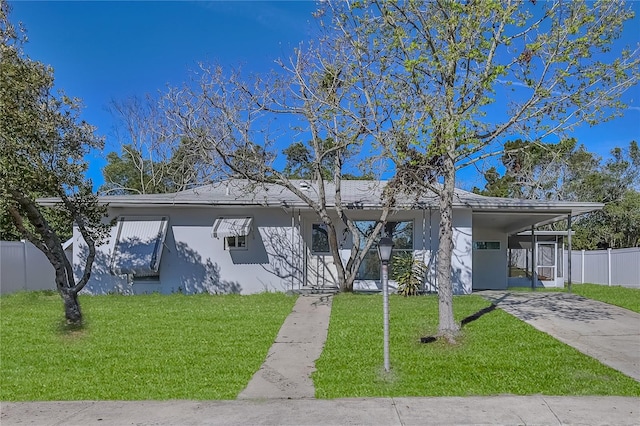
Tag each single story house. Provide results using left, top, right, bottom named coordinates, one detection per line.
left=40, top=180, right=602, bottom=295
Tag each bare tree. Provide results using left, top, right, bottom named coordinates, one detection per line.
left=102, top=95, right=214, bottom=195
left=161, top=35, right=402, bottom=291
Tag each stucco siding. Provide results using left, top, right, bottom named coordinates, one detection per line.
left=472, top=227, right=508, bottom=290
left=452, top=209, right=473, bottom=294
left=72, top=205, right=477, bottom=296
left=74, top=206, right=303, bottom=295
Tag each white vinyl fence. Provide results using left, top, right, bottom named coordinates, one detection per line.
left=564, top=247, right=640, bottom=288
left=0, top=240, right=56, bottom=294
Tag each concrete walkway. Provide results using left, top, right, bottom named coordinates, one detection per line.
left=238, top=293, right=332, bottom=399
left=3, top=396, right=639, bottom=425
left=481, top=291, right=640, bottom=381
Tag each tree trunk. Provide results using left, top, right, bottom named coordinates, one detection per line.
left=61, top=288, right=82, bottom=325
left=436, top=155, right=460, bottom=341
left=54, top=260, right=83, bottom=325
left=325, top=220, right=351, bottom=292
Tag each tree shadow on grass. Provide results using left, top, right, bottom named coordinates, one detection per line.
left=420, top=303, right=498, bottom=344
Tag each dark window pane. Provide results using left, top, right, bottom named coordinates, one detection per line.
left=312, top=223, right=330, bottom=253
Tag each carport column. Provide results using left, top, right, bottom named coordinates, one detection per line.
left=567, top=214, right=572, bottom=293
left=531, top=226, right=536, bottom=290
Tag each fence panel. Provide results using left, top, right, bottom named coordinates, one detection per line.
left=611, top=248, right=640, bottom=288
left=583, top=250, right=609, bottom=285
left=1, top=241, right=27, bottom=293
left=0, top=240, right=56, bottom=294
left=564, top=247, right=640, bottom=288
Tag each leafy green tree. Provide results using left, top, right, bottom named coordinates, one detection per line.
left=473, top=138, right=597, bottom=200
left=283, top=141, right=327, bottom=179
left=571, top=141, right=640, bottom=249
left=475, top=140, right=639, bottom=249
left=283, top=140, right=373, bottom=180
left=329, top=0, right=639, bottom=339
left=0, top=1, right=109, bottom=324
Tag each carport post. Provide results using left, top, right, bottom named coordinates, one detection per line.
left=531, top=226, right=536, bottom=290
left=567, top=214, right=572, bottom=293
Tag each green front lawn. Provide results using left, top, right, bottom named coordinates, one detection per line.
left=0, top=291, right=296, bottom=401
left=313, top=294, right=640, bottom=398
left=570, top=284, right=640, bottom=313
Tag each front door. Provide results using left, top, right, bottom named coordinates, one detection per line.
left=536, top=242, right=557, bottom=287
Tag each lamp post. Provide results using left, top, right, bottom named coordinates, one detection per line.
left=377, top=237, right=394, bottom=373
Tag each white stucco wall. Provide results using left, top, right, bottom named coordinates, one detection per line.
left=472, top=227, right=508, bottom=290
left=72, top=205, right=477, bottom=296
left=73, top=206, right=304, bottom=295
left=303, top=208, right=471, bottom=295
left=451, top=209, right=473, bottom=294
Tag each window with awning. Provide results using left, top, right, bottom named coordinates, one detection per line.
left=110, top=216, right=169, bottom=277
left=212, top=217, right=252, bottom=250
left=211, top=217, right=252, bottom=239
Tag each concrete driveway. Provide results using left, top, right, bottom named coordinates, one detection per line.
left=480, top=291, right=640, bottom=381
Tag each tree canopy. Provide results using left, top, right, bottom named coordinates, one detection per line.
left=100, top=0, right=638, bottom=339
left=474, top=140, right=640, bottom=249
left=326, top=0, right=639, bottom=338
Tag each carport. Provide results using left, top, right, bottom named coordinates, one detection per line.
left=508, top=230, right=574, bottom=288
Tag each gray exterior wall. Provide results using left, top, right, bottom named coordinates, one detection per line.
left=73, top=206, right=304, bottom=295
left=451, top=209, right=473, bottom=294
left=471, top=228, right=508, bottom=290
left=300, top=207, right=473, bottom=294
left=72, top=205, right=477, bottom=295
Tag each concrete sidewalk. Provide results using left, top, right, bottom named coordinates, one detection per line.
left=238, top=293, right=332, bottom=399
left=481, top=291, right=640, bottom=381
left=2, top=396, right=639, bottom=425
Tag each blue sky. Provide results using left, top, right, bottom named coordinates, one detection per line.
left=8, top=1, right=640, bottom=191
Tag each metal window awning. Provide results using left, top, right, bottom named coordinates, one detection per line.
left=212, top=217, right=252, bottom=239
left=110, top=216, right=169, bottom=277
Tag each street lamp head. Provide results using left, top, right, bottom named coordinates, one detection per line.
left=377, top=237, right=394, bottom=264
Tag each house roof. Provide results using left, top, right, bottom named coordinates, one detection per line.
left=37, top=179, right=603, bottom=234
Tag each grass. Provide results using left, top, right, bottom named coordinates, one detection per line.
left=0, top=291, right=296, bottom=401
left=313, top=294, right=640, bottom=398
left=569, top=284, right=640, bottom=313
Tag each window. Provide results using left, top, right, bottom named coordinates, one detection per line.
left=311, top=223, right=330, bottom=254
left=225, top=235, right=247, bottom=250
left=473, top=241, right=501, bottom=250
left=212, top=217, right=252, bottom=250
left=354, top=221, right=413, bottom=280
left=110, top=216, right=169, bottom=277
